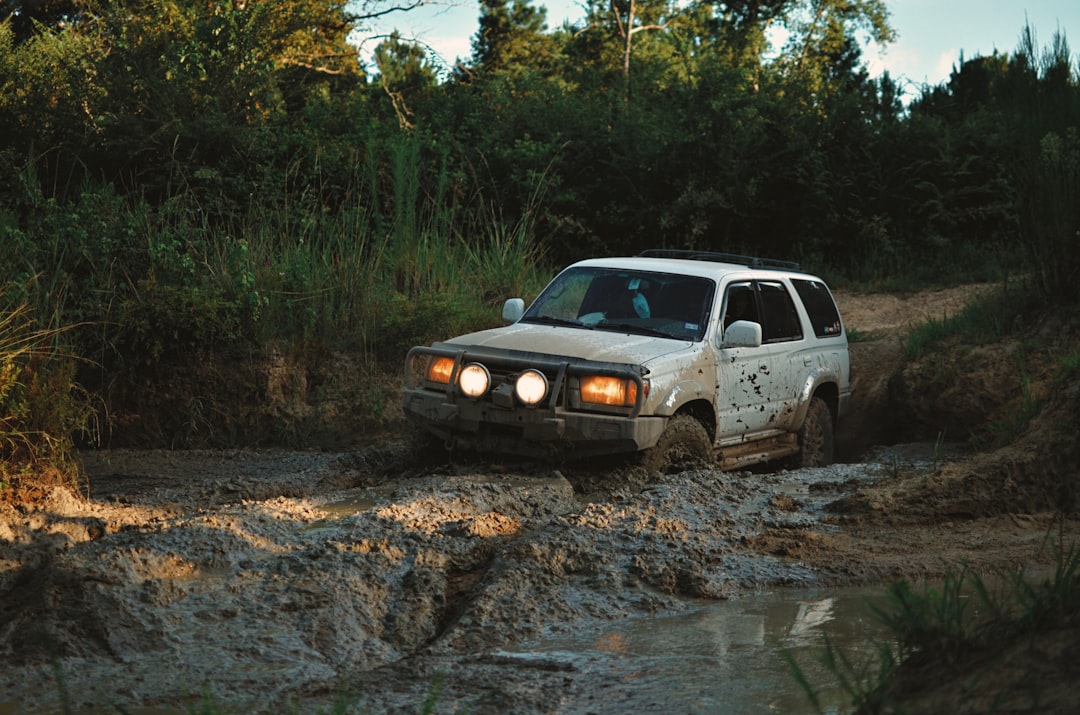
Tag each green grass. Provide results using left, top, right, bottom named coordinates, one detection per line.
left=212, top=139, right=551, bottom=362
left=1054, top=350, right=1080, bottom=384
left=0, top=295, right=92, bottom=492
left=845, top=327, right=873, bottom=343
left=980, top=357, right=1043, bottom=449
left=1, top=138, right=553, bottom=468
left=788, top=542, right=1080, bottom=714
left=902, top=286, right=1040, bottom=359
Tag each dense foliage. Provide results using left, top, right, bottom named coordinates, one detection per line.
left=0, top=0, right=1078, bottom=463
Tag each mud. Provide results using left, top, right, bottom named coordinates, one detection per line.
left=0, top=440, right=1072, bottom=714
left=1, top=284, right=1077, bottom=713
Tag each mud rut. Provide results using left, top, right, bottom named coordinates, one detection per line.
left=1, top=439, right=963, bottom=714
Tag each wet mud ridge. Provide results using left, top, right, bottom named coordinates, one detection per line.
left=2, top=441, right=1067, bottom=713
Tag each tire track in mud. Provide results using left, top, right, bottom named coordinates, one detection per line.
left=0, top=445, right=898, bottom=713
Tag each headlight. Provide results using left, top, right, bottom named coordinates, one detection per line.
left=515, top=369, right=548, bottom=406
left=459, top=363, right=491, bottom=398
left=427, top=356, right=455, bottom=384
left=580, top=375, right=641, bottom=407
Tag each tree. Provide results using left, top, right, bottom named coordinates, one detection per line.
left=610, top=0, right=669, bottom=82
left=0, top=0, right=85, bottom=43
left=372, top=31, right=437, bottom=128
left=469, top=0, right=559, bottom=77
left=0, top=9, right=107, bottom=183
left=774, top=0, right=893, bottom=104
left=578, top=0, right=677, bottom=97
left=695, top=0, right=789, bottom=91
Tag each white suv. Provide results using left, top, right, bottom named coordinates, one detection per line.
left=404, top=250, right=851, bottom=470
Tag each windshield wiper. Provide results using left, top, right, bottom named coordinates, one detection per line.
left=598, top=322, right=676, bottom=339
left=523, top=315, right=592, bottom=329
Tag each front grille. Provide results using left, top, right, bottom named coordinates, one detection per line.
left=405, top=343, right=646, bottom=417
left=484, top=364, right=565, bottom=408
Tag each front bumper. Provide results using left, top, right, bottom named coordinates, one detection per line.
left=404, top=388, right=666, bottom=459
left=403, top=344, right=665, bottom=459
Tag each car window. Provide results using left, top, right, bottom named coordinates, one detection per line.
left=576, top=272, right=651, bottom=321
left=650, top=278, right=715, bottom=330
left=758, top=281, right=803, bottom=343
left=791, top=278, right=843, bottom=337
left=524, top=267, right=714, bottom=341
left=532, top=270, right=592, bottom=319
left=722, top=282, right=759, bottom=329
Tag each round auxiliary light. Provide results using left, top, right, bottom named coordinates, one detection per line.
left=458, top=363, right=491, bottom=398
left=515, top=369, right=549, bottom=406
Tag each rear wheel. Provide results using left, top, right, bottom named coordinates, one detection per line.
left=641, top=414, right=713, bottom=474
left=797, top=397, right=834, bottom=468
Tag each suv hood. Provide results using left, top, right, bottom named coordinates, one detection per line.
left=443, top=323, right=694, bottom=366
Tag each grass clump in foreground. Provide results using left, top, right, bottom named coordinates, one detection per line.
left=0, top=297, right=92, bottom=501
left=789, top=542, right=1080, bottom=714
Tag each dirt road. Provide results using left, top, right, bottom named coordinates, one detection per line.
left=1, top=285, right=1075, bottom=713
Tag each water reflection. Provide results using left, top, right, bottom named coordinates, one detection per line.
left=508, top=586, right=889, bottom=714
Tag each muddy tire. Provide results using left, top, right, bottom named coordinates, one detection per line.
left=641, top=414, right=713, bottom=474
left=797, top=397, right=834, bottom=468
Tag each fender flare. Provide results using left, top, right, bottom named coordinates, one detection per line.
left=793, top=367, right=840, bottom=426
left=652, top=379, right=710, bottom=417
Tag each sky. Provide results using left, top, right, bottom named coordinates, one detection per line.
left=360, top=0, right=1080, bottom=98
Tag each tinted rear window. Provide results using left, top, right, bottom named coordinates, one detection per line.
left=792, top=279, right=843, bottom=337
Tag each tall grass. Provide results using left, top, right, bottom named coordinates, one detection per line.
left=0, top=131, right=552, bottom=459
left=1012, top=23, right=1080, bottom=305
left=0, top=295, right=91, bottom=493
left=222, top=134, right=551, bottom=361
left=980, top=347, right=1044, bottom=448
left=902, top=285, right=1042, bottom=359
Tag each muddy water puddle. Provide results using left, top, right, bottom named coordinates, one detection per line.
left=505, top=586, right=890, bottom=714
left=317, top=486, right=395, bottom=516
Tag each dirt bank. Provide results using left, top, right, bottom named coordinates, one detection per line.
left=1, top=284, right=1077, bottom=713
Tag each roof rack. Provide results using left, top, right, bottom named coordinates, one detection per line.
left=638, top=249, right=803, bottom=272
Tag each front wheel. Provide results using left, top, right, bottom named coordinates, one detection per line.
left=797, top=397, right=835, bottom=468
left=641, top=414, right=713, bottom=474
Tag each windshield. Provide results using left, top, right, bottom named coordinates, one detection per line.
left=521, top=267, right=716, bottom=341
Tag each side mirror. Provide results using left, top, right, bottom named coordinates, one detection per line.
left=721, top=320, right=763, bottom=348
left=502, top=298, right=525, bottom=323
